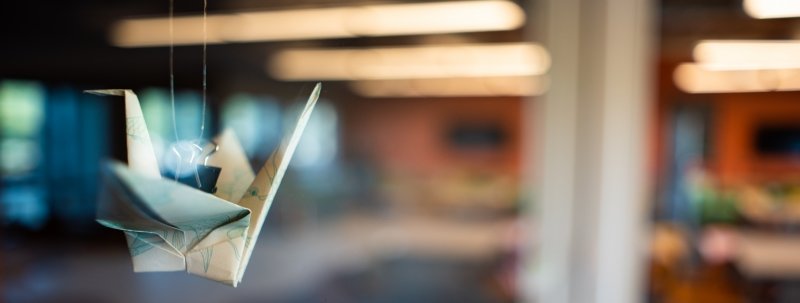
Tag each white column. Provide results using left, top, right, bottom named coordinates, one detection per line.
left=521, top=0, right=655, bottom=302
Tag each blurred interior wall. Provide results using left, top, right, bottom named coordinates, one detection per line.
left=712, top=94, right=800, bottom=184
left=342, top=98, right=522, bottom=178
left=521, top=0, right=655, bottom=302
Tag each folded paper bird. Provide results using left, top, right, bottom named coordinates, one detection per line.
left=91, top=83, right=321, bottom=286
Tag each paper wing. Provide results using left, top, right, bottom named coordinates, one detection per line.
left=97, top=163, right=187, bottom=272
left=98, top=162, right=252, bottom=284
left=85, top=89, right=161, bottom=178
left=234, top=83, right=321, bottom=284
left=207, top=129, right=256, bottom=202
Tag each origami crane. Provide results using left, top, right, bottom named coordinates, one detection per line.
left=92, top=83, right=321, bottom=286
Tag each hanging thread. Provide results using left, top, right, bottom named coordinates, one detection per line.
left=169, top=0, right=208, bottom=142
left=200, top=0, right=208, bottom=140
left=169, top=0, right=178, bottom=142
left=166, top=0, right=213, bottom=189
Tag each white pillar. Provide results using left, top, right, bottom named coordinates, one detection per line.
left=521, top=0, right=655, bottom=302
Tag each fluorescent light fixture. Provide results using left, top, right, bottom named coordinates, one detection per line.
left=111, top=0, right=525, bottom=47
left=345, top=1, right=525, bottom=36
left=349, top=76, right=548, bottom=97
left=744, top=0, right=800, bottom=19
left=693, top=40, right=800, bottom=70
left=268, top=43, right=550, bottom=81
left=673, top=63, right=800, bottom=93
left=113, top=15, right=231, bottom=47
left=224, top=8, right=354, bottom=42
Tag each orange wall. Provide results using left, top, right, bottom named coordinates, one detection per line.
left=339, top=97, right=524, bottom=179
left=713, top=92, right=800, bottom=185
left=656, top=60, right=800, bottom=188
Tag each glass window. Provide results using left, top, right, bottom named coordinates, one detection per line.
left=0, top=80, right=46, bottom=229
left=289, top=99, right=338, bottom=170
left=222, top=93, right=281, bottom=160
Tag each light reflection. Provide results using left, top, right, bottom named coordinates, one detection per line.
left=138, top=88, right=212, bottom=169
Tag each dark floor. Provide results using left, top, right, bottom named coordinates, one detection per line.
left=2, top=216, right=515, bottom=303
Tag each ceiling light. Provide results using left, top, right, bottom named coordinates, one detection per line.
left=111, top=0, right=525, bottom=47
left=345, top=1, right=525, bottom=36
left=349, top=76, right=547, bottom=97
left=223, top=7, right=355, bottom=43
left=743, top=0, right=800, bottom=19
left=112, top=15, right=230, bottom=47
left=693, top=40, right=800, bottom=70
left=673, top=63, right=800, bottom=93
left=267, top=43, right=550, bottom=81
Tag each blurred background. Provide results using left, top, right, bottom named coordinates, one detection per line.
left=5, top=0, right=800, bottom=302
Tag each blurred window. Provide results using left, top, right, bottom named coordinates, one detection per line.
left=0, top=80, right=46, bottom=228
left=1, top=81, right=115, bottom=230
left=43, top=87, right=111, bottom=228
left=222, top=93, right=282, bottom=159
left=138, top=88, right=172, bottom=163
left=0, top=80, right=44, bottom=175
left=289, top=99, right=338, bottom=170
left=222, top=93, right=338, bottom=169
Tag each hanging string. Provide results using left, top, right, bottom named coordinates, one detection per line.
left=166, top=0, right=212, bottom=187
left=199, top=0, right=208, bottom=140
left=169, top=0, right=209, bottom=142
left=169, top=0, right=178, bottom=142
